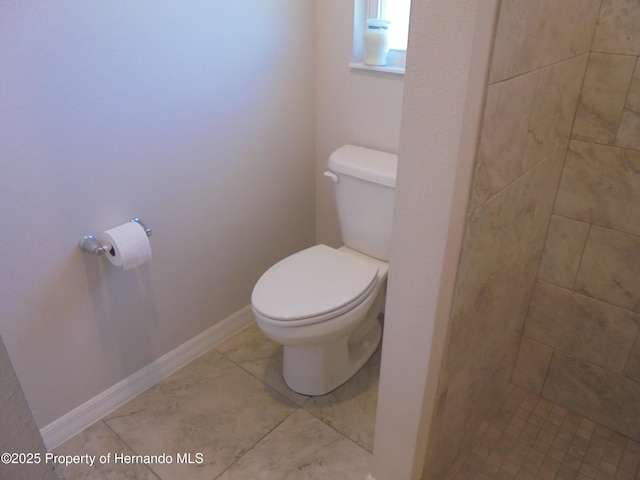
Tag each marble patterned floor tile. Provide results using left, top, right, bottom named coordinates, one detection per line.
left=215, top=322, right=309, bottom=405
left=303, top=346, right=381, bottom=452
left=53, top=421, right=158, bottom=480
left=104, top=349, right=296, bottom=480
left=215, top=409, right=371, bottom=480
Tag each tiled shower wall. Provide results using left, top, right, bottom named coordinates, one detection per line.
left=512, top=0, right=640, bottom=442
left=422, top=1, right=601, bottom=478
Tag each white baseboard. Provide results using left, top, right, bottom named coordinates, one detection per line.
left=40, top=305, right=254, bottom=450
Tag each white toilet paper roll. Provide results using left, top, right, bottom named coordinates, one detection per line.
left=98, top=221, right=152, bottom=270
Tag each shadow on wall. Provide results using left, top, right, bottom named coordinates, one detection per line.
left=80, top=256, right=160, bottom=375
left=0, top=0, right=315, bottom=433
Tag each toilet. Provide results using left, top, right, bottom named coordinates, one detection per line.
left=251, top=145, right=397, bottom=395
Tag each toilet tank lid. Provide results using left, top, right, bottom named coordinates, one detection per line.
left=328, top=145, right=397, bottom=188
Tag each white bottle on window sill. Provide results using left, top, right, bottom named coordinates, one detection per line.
left=364, top=19, right=391, bottom=66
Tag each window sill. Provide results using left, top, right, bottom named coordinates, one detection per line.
left=349, top=62, right=405, bottom=76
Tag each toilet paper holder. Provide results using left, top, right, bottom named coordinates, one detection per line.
left=80, top=218, right=152, bottom=255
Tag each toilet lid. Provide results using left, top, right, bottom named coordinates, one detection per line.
left=252, top=245, right=379, bottom=322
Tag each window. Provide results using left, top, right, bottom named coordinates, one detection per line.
left=370, top=0, right=410, bottom=51
left=352, top=0, right=411, bottom=74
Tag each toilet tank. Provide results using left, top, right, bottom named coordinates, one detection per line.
left=327, top=145, right=397, bottom=261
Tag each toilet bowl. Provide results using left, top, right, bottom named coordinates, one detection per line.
left=251, top=144, right=397, bottom=396
left=252, top=244, right=389, bottom=395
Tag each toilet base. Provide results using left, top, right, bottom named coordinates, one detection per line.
left=282, top=309, right=382, bottom=396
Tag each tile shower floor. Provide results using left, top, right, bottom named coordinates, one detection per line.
left=53, top=322, right=640, bottom=480
left=444, top=386, right=640, bottom=480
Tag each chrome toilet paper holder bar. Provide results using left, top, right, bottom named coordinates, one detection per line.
left=80, top=218, right=152, bottom=255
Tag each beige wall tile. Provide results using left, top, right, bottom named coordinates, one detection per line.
left=582, top=53, right=636, bottom=94
left=542, top=351, right=640, bottom=441
left=625, top=335, right=640, bottom=382
left=433, top=148, right=565, bottom=476
left=572, top=53, right=637, bottom=144
left=616, top=59, right=640, bottom=151
left=575, top=225, right=640, bottom=312
left=524, top=148, right=568, bottom=252
left=449, top=252, right=539, bottom=380
left=569, top=1, right=605, bottom=55
left=574, top=90, right=629, bottom=145
left=490, top=0, right=548, bottom=82
left=592, top=0, right=640, bottom=55
left=469, top=71, right=539, bottom=211
left=554, top=141, right=640, bottom=236
left=455, top=149, right=563, bottom=313
left=626, top=58, right=640, bottom=106
left=525, top=281, right=640, bottom=373
left=617, top=108, right=640, bottom=152
left=471, top=57, right=581, bottom=217
left=511, top=336, right=554, bottom=394
left=538, top=215, right=590, bottom=288
left=490, top=0, right=600, bottom=83
left=523, top=54, right=589, bottom=169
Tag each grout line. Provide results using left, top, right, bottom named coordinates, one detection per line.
left=571, top=221, right=592, bottom=291
left=211, top=407, right=301, bottom=480
left=102, top=420, right=163, bottom=480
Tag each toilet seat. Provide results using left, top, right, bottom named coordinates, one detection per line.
left=251, top=245, right=379, bottom=327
